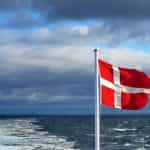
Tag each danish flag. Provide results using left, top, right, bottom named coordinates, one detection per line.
left=99, top=59, right=150, bottom=110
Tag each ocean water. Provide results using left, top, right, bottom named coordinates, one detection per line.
left=0, top=116, right=149, bottom=150
left=101, top=116, right=150, bottom=150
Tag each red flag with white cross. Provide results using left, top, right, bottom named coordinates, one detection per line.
left=98, top=59, right=150, bottom=110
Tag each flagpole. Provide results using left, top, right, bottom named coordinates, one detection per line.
left=94, top=49, right=100, bottom=150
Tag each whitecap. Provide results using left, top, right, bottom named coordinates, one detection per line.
left=0, top=119, right=79, bottom=150
left=145, top=144, right=150, bottom=147
left=136, top=147, right=146, bottom=150
left=124, top=142, right=134, bottom=147
left=113, top=128, right=137, bottom=132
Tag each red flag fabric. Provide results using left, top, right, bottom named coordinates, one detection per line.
left=98, top=59, right=150, bottom=110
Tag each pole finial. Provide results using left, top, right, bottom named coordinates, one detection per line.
left=94, top=48, right=98, bottom=52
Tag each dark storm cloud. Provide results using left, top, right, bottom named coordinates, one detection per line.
left=0, top=0, right=32, bottom=11
left=32, top=0, right=150, bottom=20
left=0, top=0, right=150, bottom=44
left=1, top=0, right=150, bottom=19
left=0, top=63, right=94, bottom=103
left=0, top=0, right=150, bottom=29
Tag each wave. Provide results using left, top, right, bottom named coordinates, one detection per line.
left=124, top=142, right=134, bottom=147
left=113, top=128, right=137, bottom=132
left=136, top=147, right=146, bottom=150
left=0, top=119, right=79, bottom=150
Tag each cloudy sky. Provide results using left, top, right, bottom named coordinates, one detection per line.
left=0, top=0, right=150, bottom=115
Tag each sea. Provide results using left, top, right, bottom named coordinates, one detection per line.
left=0, top=115, right=149, bottom=150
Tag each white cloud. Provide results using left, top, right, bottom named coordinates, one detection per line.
left=71, top=25, right=89, bottom=35
left=100, top=48, right=150, bottom=73
left=0, top=35, right=150, bottom=75
left=0, top=22, right=150, bottom=84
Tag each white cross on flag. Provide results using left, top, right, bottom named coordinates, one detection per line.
left=99, top=59, right=150, bottom=110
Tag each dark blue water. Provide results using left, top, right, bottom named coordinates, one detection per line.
left=0, top=116, right=149, bottom=150
left=101, top=116, right=150, bottom=150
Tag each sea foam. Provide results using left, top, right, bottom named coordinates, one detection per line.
left=0, top=119, right=79, bottom=150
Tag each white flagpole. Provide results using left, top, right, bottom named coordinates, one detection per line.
left=94, top=49, right=100, bottom=150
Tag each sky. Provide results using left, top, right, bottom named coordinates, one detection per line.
left=0, top=0, right=150, bottom=115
